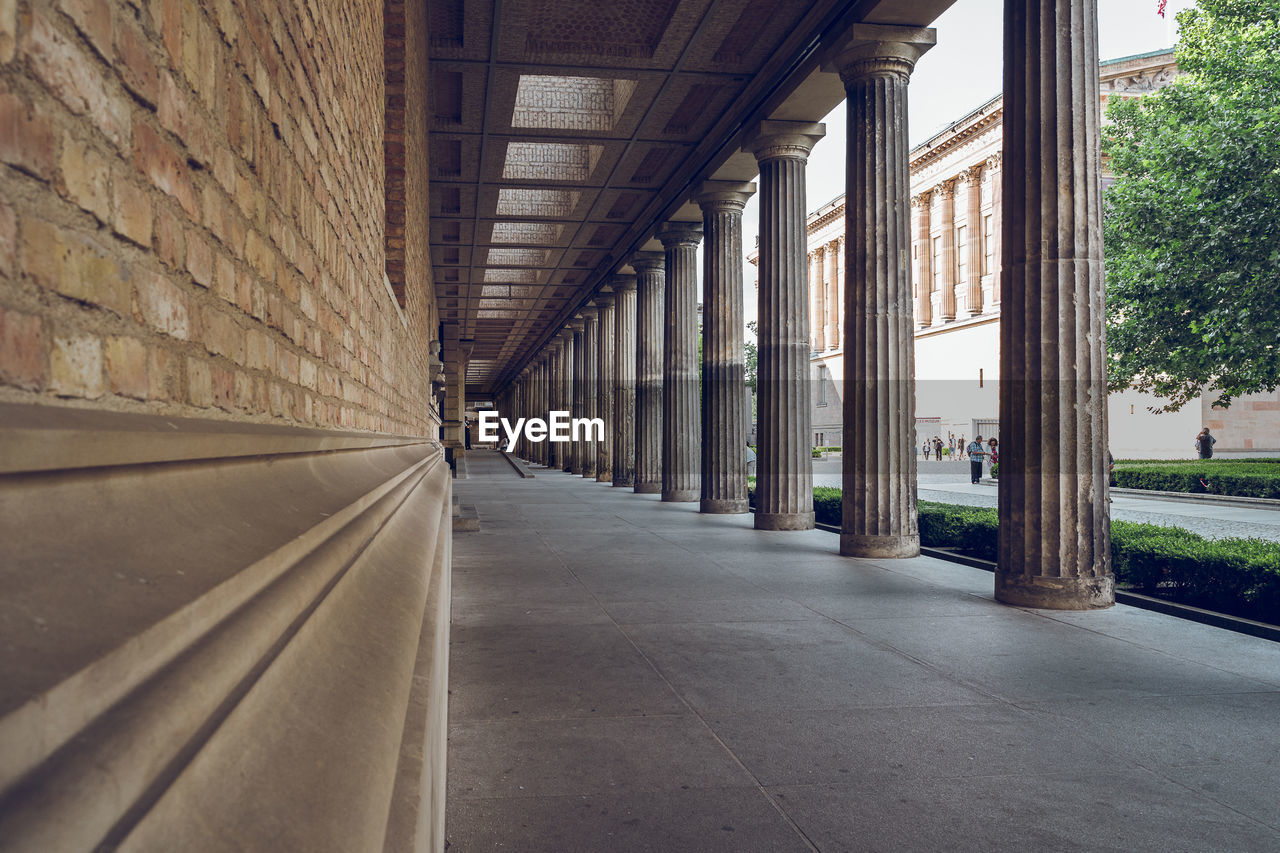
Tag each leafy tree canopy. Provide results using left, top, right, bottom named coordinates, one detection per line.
left=1103, top=0, right=1280, bottom=410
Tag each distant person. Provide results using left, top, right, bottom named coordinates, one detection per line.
left=921, top=440, right=930, bottom=460
left=1195, top=427, right=1216, bottom=459
left=934, top=437, right=944, bottom=461
left=987, top=438, right=999, bottom=474
left=948, top=436, right=956, bottom=459
left=957, top=434, right=967, bottom=460
left=967, top=435, right=988, bottom=484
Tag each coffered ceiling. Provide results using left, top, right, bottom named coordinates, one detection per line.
left=428, top=0, right=955, bottom=394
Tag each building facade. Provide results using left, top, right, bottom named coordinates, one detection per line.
left=802, top=49, right=1280, bottom=457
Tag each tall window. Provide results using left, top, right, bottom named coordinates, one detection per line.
left=983, top=214, right=995, bottom=275
left=956, top=225, right=968, bottom=285
left=817, top=364, right=828, bottom=406
left=931, top=235, right=942, bottom=298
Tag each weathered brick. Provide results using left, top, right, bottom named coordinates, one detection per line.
left=147, top=344, right=179, bottom=400
left=20, top=218, right=132, bottom=315
left=59, top=0, right=112, bottom=61
left=111, top=174, right=153, bottom=247
left=0, top=0, right=15, bottom=63
left=234, top=369, right=253, bottom=409
left=0, top=306, right=47, bottom=390
left=113, top=13, right=159, bottom=105
left=245, top=328, right=273, bottom=370
left=210, top=362, right=234, bottom=410
left=50, top=331, right=104, bottom=398
left=185, top=230, right=212, bottom=287
left=23, top=13, right=129, bottom=149
left=134, top=269, right=190, bottom=339
left=212, top=252, right=236, bottom=305
left=133, top=120, right=198, bottom=217
left=59, top=138, right=110, bottom=223
left=104, top=335, right=147, bottom=399
left=158, top=71, right=210, bottom=165
left=0, top=93, right=56, bottom=179
left=154, top=205, right=186, bottom=269
left=244, top=230, right=275, bottom=282
left=186, top=354, right=212, bottom=406
left=202, top=304, right=244, bottom=361
left=0, top=197, right=14, bottom=278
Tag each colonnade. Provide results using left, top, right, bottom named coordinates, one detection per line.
left=497, top=2, right=1113, bottom=611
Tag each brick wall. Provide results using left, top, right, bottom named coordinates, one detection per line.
left=0, top=0, right=439, bottom=435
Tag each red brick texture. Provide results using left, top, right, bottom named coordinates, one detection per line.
left=0, top=0, right=439, bottom=435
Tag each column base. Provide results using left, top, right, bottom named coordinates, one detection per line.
left=662, top=489, right=699, bottom=502
left=596, top=470, right=611, bottom=483
left=755, top=511, right=815, bottom=531
left=700, top=498, right=748, bottom=514
left=634, top=482, right=662, bottom=494
left=995, top=571, right=1115, bottom=610
left=613, top=477, right=635, bottom=488
left=581, top=470, right=597, bottom=479
left=840, top=533, right=920, bottom=558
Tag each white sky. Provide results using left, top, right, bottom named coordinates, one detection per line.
left=737, top=0, right=1196, bottom=329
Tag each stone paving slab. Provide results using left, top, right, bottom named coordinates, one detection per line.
left=446, top=451, right=1280, bottom=851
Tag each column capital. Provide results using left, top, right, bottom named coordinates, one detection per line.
left=658, top=221, right=703, bottom=248
left=611, top=273, right=638, bottom=292
left=986, top=152, right=1002, bottom=170
left=962, top=163, right=984, bottom=183
left=594, top=290, right=615, bottom=309
left=630, top=251, right=665, bottom=273
left=742, top=120, right=825, bottom=163
left=459, top=339, right=475, bottom=359
left=693, top=180, right=756, bottom=212
left=936, top=178, right=957, bottom=199
left=822, top=23, right=936, bottom=85
left=911, top=189, right=933, bottom=207
left=568, top=317, right=585, bottom=332
left=813, top=243, right=826, bottom=260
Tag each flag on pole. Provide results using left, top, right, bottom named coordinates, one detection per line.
left=1158, top=0, right=1168, bottom=16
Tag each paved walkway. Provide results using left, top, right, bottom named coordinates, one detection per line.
left=447, top=451, right=1280, bottom=852
left=813, top=458, right=1280, bottom=542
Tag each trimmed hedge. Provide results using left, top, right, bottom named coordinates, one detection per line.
left=748, top=486, right=1280, bottom=621
left=1112, top=460, right=1280, bottom=499
left=917, top=500, right=1280, bottom=621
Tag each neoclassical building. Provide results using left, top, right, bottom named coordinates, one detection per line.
left=803, top=49, right=1280, bottom=456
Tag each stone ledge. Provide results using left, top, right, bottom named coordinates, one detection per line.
left=0, top=405, right=452, bottom=851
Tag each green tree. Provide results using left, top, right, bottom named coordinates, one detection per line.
left=744, top=320, right=758, bottom=391
left=1102, top=0, right=1280, bottom=410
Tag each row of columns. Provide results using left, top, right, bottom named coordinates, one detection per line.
left=808, top=237, right=843, bottom=354
left=910, top=154, right=1003, bottom=328
left=499, top=4, right=1112, bottom=611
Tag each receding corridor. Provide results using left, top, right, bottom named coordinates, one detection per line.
left=445, top=452, right=1280, bottom=851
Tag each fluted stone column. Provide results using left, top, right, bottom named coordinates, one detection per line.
left=997, top=0, right=1112, bottom=609
left=826, top=238, right=841, bottom=350
left=965, top=164, right=984, bottom=315
left=569, top=318, right=586, bottom=474
left=938, top=179, right=957, bottom=321
left=559, top=330, right=575, bottom=472
left=812, top=246, right=826, bottom=352
left=746, top=120, right=825, bottom=530
left=546, top=341, right=563, bottom=468
left=827, top=24, right=933, bottom=557
left=988, top=153, right=1003, bottom=305
left=632, top=252, right=665, bottom=494
left=913, top=190, right=933, bottom=328
left=581, top=305, right=599, bottom=479
left=659, top=223, right=702, bottom=503
left=612, top=275, right=638, bottom=488
left=596, top=292, right=616, bottom=482
left=696, top=182, right=754, bottom=514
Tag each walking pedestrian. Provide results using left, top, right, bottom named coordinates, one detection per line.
left=958, top=434, right=967, bottom=460
left=1195, top=427, right=1217, bottom=459
left=967, top=435, right=988, bottom=484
